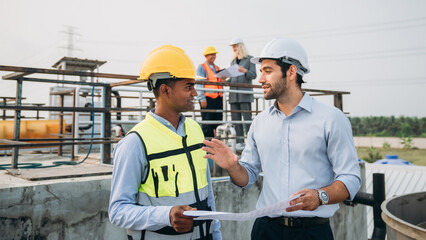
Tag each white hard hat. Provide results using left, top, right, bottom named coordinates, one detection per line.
left=229, top=37, right=244, bottom=46
left=251, top=38, right=310, bottom=76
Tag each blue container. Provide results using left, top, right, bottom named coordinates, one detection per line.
left=358, top=158, right=367, bottom=163
left=374, top=155, right=413, bottom=165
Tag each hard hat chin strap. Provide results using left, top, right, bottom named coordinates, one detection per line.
left=148, top=72, right=176, bottom=91
left=147, top=80, right=154, bottom=91
left=278, top=57, right=307, bottom=76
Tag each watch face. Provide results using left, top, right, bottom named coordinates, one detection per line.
left=320, top=191, right=329, bottom=201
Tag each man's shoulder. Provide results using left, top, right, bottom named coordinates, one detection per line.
left=311, top=98, right=342, bottom=115
left=185, top=117, right=203, bottom=131
left=197, top=63, right=207, bottom=70
left=116, top=132, right=142, bottom=152
left=244, top=55, right=254, bottom=63
left=185, top=117, right=198, bottom=125
left=310, top=98, right=349, bottom=125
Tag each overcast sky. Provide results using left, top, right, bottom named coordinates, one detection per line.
left=1, top=0, right=425, bottom=117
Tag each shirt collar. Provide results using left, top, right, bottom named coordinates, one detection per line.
left=268, top=92, right=313, bottom=115
left=298, top=92, right=313, bottom=113
left=149, top=109, right=186, bottom=133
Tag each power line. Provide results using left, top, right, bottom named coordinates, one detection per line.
left=296, top=16, right=426, bottom=36
left=78, top=16, right=426, bottom=50
left=101, top=46, right=426, bottom=64
left=79, top=38, right=230, bottom=47
left=307, top=77, right=426, bottom=86
left=14, top=39, right=62, bottom=66
left=245, top=16, right=426, bottom=41
left=26, top=17, right=426, bottom=68
left=312, top=46, right=426, bottom=58
left=311, top=47, right=426, bottom=62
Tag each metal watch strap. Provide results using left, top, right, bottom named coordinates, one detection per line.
left=317, top=189, right=329, bottom=205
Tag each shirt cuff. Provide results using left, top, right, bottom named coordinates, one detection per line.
left=213, top=219, right=222, bottom=240
left=229, top=164, right=253, bottom=189
left=335, top=174, right=362, bottom=200
left=159, top=206, right=174, bottom=227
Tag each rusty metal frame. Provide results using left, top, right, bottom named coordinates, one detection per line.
left=0, top=64, right=350, bottom=169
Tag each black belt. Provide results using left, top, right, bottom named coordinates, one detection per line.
left=270, top=216, right=329, bottom=228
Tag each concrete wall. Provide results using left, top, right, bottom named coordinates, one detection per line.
left=0, top=176, right=126, bottom=240
left=0, top=167, right=367, bottom=240
left=213, top=178, right=262, bottom=240
left=353, top=136, right=426, bottom=149
left=330, top=163, right=368, bottom=240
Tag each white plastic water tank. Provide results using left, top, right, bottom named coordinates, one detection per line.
left=374, top=155, right=413, bottom=165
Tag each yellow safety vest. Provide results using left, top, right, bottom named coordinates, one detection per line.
left=128, top=112, right=213, bottom=240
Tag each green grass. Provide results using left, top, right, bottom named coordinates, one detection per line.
left=356, top=147, right=426, bottom=166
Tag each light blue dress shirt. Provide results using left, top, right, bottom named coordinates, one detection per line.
left=236, top=93, right=361, bottom=218
left=109, top=111, right=222, bottom=239
left=195, top=62, right=219, bottom=102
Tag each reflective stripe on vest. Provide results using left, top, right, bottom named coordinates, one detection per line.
left=201, top=62, right=223, bottom=99
left=127, top=113, right=213, bottom=239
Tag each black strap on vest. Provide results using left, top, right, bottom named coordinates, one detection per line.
left=182, top=136, right=206, bottom=240
left=146, top=143, right=204, bottom=161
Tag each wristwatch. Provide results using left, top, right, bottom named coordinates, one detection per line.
left=316, top=189, right=329, bottom=205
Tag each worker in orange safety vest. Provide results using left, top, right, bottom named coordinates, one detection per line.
left=196, top=46, right=226, bottom=138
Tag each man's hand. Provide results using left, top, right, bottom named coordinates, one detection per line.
left=200, top=100, right=207, bottom=108
left=203, top=139, right=238, bottom=170
left=203, top=139, right=249, bottom=186
left=286, top=189, right=320, bottom=212
left=170, top=205, right=196, bottom=233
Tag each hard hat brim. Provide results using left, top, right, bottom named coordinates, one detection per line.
left=250, top=57, right=262, bottom=64
left=203, top=51, right=218, bottom=56
left=250, top=56, right=310, bottom=75
left=229, top=37, right=244, bottom=46
left=137, top=75, right=205, bottom=81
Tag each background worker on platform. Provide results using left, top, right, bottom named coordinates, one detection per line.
left=109, top=45, right=221, bottom=240
left=227, top=37, right=257, bottom=151
left=196, top=46, right=225, bottom=138
left=202, top=38, right=361, bottom=240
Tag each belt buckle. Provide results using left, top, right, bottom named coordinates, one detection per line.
left=284, top=217, right=293, bottom=227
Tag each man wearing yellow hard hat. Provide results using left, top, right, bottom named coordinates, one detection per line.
left=196, top=46, right=225, bottom=138
left=109, top=45, right=222, bottom=240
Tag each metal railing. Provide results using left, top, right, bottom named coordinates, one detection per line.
left=0, top=64, right=351, bottom=170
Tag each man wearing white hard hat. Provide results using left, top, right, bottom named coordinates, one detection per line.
left=203, top=38, right=361, bottom=239
left=227, top=37, right=257, bottom=151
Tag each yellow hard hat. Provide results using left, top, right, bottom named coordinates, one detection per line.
left=203, top=46, right=218, bottom=56
left=139, top=45, right=199, bottom=81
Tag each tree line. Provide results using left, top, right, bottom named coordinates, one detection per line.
left=348, top=116, right=426, bottom=137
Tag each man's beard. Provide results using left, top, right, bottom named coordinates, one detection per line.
left=264, top=77, right=287, bottom=100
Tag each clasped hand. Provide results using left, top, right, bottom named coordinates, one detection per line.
left=169, top=205, right=196, bottom=233
left=287, top=189, right=320, bottom=212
